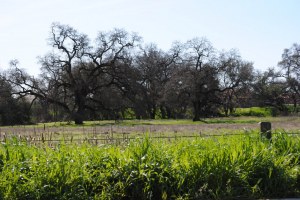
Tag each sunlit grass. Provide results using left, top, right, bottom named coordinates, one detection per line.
left=0, top=132, right=299, bottom=199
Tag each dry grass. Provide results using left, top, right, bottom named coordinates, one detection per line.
left=0, top=116, right=298, bottom=144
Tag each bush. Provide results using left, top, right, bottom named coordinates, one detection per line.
left=233, top=107, right=273, bottom=117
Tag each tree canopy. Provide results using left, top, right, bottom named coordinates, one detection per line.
left=1, top=23, right=299, bottom=124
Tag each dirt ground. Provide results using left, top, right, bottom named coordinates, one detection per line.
left=105, top=120, right=300, bottom=135
left=0, top=117, right=299, bottom=140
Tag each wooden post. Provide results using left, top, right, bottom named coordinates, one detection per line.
left=260, top=122, right=271, bottom=139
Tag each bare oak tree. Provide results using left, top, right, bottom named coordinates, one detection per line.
left=279, top=43, right=300, bottom=111
left=134, top=44, right=178, bottom=119
left=8, top=23, right=140, bottom=124
left=218, top=50, right=254, bottom=116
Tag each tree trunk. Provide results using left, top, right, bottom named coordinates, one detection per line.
left=73, top=91, right=86, bottom=124
left=160, top=105, right=167, bottom=119
left=292, top=95, right=297, bottom=112
left=193, top=112, right=200, bottom=121
left=73, top=97, right=84, bottom=124
left=193, top=101, right=201, bottom=121
left=223, top=104, right=229, bottom=117
left=150, top=105, right=156, bottom=119
left=166, top=107, right=172, bottom=119
left=229, top=106, right=234, bottom=115
left=73, top=111, right=83, bottom=125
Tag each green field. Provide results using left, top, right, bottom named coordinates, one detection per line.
left=0, top=131, right=300, bottom=199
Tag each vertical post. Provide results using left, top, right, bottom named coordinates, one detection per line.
left=260, top=122, right=271, bottom=140
left=110, top=125, right=113, bottom=141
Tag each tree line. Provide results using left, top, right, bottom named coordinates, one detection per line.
left=0, top=23, right=299, bottom=125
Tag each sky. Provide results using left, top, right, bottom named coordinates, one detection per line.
left=1, top=0, right=300, bottom=76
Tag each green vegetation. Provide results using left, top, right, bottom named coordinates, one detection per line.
left=0, top=132, right=299, bottom=199
left=232, top=107, right=273, bottom=117
left=286, top=104, right=300, bottom=113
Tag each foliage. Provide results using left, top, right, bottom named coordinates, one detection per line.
left=233, top=107, right=273, bottom=117
left=0, top=74, right=31, bottom=125
left=286, top=104, right=300, bottom=113
left=122, top=108, right=136, bottom=120
left=3, top=23, right=299, bottom=124
left=0, top=133, right=299, bottom=199
left=278, top=43, right=300, bottom=112
left=251, top=68, right=288, bottom=113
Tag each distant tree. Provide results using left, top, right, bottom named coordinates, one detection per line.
left=7, top=23, right=141, bottom=124
left=29, top=98, right=66, bottom=123
left=251, top=68, right=287, bottom=113
left=166, top=38, right=221, bottom=121
left=162, top=68, right=191, bottom=119
left=7, top=22, right=282, bottom=123
left=0, top=71, right=31, bottom=125
left=134, top=44, right=178, bottom=119
left=218, top=50, right=254, bottom=116
left=278, top=43, right=300, bottom=111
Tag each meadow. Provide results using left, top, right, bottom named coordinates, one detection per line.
left=0, top=116, right=299, bottom=199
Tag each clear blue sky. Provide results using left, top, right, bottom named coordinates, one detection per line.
left=1, top=0, right=300, bottom=75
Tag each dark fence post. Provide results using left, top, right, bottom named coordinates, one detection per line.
left=260, top=122, right=271, bottom=139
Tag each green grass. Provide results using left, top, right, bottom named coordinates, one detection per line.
left=0, top=132, right=299, bottom=199
left=233, top=107, right=273, bottom=117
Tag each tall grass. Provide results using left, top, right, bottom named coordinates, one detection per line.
left=0, top=133, right=299, bottom=199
